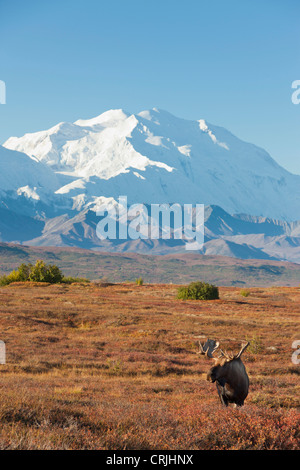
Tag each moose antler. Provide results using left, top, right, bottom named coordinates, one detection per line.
left=234, top=341, right=249, bottom=359
left=218, top=341, right=249, bottom=360
left=198, top=339, right=220, bottom=358
left=219, top=349, right=234, bottom=360
left=198, top=339, right=249, bottom=361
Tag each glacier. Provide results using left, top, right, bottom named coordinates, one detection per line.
left=1, top=108, right=300, bottom=262
left=4, top=107, right=300, bottom=221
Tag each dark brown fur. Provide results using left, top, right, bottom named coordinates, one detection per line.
left=198, top=339, right=249, bottom=407
left=207, top=356, right=249, bottom=406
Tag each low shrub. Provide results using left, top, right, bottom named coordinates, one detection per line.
left=240, top=289, right=250, bottom=297
left=0, top=260, right=90, bottom=286
left=177, top=281, right=219, bottom=300
left=135, top=277, right=144, bottom=286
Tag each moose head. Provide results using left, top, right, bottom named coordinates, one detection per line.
left=198, top=338, right=249, bottom=407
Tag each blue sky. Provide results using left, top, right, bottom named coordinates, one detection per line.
left=1, top=0, right=300, bottom=173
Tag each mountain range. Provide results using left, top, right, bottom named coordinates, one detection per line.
left=1, top=108, right=300, bottom=264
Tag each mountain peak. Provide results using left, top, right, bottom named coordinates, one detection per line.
left=3, top=108, right=300, bottom=220
left=74, top=109, right=130, bottom=128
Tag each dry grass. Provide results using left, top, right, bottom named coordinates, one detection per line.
left=0, top=282, right=299, bottom=449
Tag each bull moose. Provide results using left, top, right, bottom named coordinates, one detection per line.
left=198, top=339, right=249, bottom=407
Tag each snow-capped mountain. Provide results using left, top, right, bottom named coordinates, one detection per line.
left=4, top=108, right=300, bottom=221
left=0, top=145, right=59, bottom=198
left=1, top=108, right=300, bottom=263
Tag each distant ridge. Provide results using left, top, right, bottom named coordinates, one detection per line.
left=0, top=242, right=299, bottom=287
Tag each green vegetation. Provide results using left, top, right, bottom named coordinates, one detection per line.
left=0, top=260, right=90, bottom=286
left=135, top=277, right=144, bottom=286
left=246, top=334, right=263, bottom=354
left=177, top=281, right=219, bottom=300
left=240, top=288, right=250, bottom=297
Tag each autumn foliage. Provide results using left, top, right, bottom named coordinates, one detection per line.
left=0, top=282, right=298, bottom=449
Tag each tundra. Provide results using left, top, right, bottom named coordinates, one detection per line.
left=198, top=338, right=249, bottom=407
